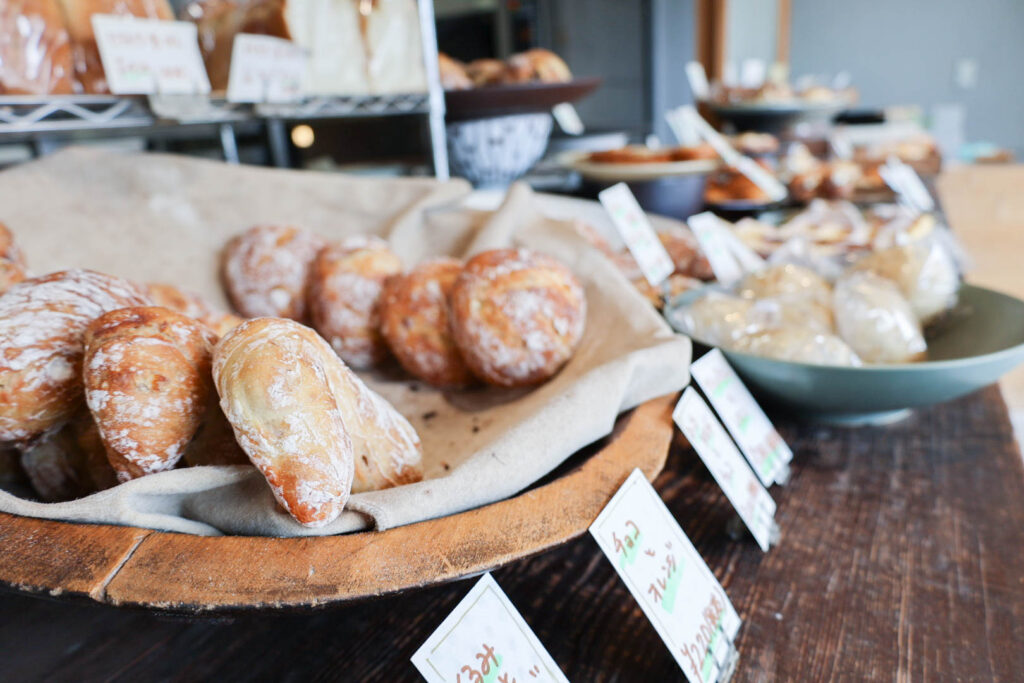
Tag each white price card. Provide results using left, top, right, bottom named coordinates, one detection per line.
left=591, top=469, right=741, bottom=683
left=687, top=212, right=745, bottom=287
left=411, top=573, right=568, bottom=683
left=92, top=16, right=210, bottom=95
left=599, top=183, right=675, bottom=287
left=879, top=157, right=935, bottom=214
left=691, top=349, right=792, bottom=487
left=226, top=34, right=306, bottom=103
left=552, top=103, right=585, bottom=135
left=685, top=61, right=710, bottom=100
left=674, top=388, right=778, bottom=552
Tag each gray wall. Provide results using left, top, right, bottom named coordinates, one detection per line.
left=649, top=0, right=697, bottom=143
left=790, top=0, right=1024, bottom=153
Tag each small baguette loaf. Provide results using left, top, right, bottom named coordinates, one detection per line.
left=146, top=282, right=245, bottom=338
left=83, top=306, right=217, bottom=481
left=0, top=269, right=149, bottom=443
left=213, top=318, right=355, bottom=527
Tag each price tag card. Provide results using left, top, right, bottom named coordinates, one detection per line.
left=411, top=573, right=568, bottom=683
left=691, top=349, right=792, bottom=487
left=92, top=16, right=210, bottom=95
left=687, top=212, right=744, bottom=287
left=685, top=61, right=710, bottom=100
left=552, top=103, right=584, bottom=135
left=599, top=183, right=675, bottom=286
left=591, top=469, right=741, bottom=683
left=226, top=34, right=306, bottom=103
left=879, top=158, right=935, bottom=213
left=674, top=388, right=778, bottom=551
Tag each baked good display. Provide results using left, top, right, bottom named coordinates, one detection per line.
left=0, top=269, right=149, bottom=443
left=0, top=0, right=75, bottom=95
left=450, top=248, right=587, bottom=387
left=221, top=224, right=326, bottom=320
left=732, top=327, right=861, bottom=366
left=833, top=271, right=926, bottom=363
left=705, top=164, right=773, bottom=204
left=848, top=242, right=959, bottom=325
left=438, top=52, right=472, bottom=90
left=586, top=145, right=675, bottom=164
left=0, top=221, right=26, bottom=266
left=83, top=306, right=216, bottom=482
left=670, top=143, right=718, bottom=161
left=213, top=317, right=356, bottom=527
left=307, top=236, right=402, bottom=369
left=0, top=258, right=26, bottom=294
left=449, top=48, right=572, bottom=89
left=146, top=282, right=245, bottom=338
left=731, top=132, right=779, bottom=157
left=379, top=257, right=475, bottom=388
left=183, top=402, right=249, bottom=467
left=738, top=264, right=832, bottom=306
left=504, top=48, right=571, bottom=84
left=57, top=0, right=175, bottom=93
left=18, top=410, right=117, bottom=501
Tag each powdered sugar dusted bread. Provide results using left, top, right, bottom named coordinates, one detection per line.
left=221, top=225, right=325, bottom=320
left=450, top=248, right=587, bottom=387
left=0, top=269, right=149, bottom=443
left=0, top=221, right=25, bottom=267
left=83, top=306, right=217, bottom=482
left=308, top=236, right=402, bottom=369
left=323, top=348, right=423, bottom=494
left=18, top=411, right=117, bottom=501
left=213, top=318, right=355, bottom=527
left=379, top=257, right=474, bottom=388
left=0, top=258, right=26, bottom=295
left=146, top=282, right=245, bottom=338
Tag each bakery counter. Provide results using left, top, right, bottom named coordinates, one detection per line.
left=3, top=385, right=1022, bottom=680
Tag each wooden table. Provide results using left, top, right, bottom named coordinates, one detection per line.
left=3, top=386, right=1023, bottom=681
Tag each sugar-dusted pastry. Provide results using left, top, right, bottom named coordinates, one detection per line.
left=0, top=258, right=26, bottom=294
left=0, top=221, right=25, bottom=266
left=183, top=402, right=249, bottom=467
left=0, top=269, right=149, bottom=443
left=450, top=248, right=587, bottom=387
left=18, top=411, right=117, bottom=501
left=322, top=349, right=423, bottom=494
left=380, top=257, right=474, bottom=388
left=833, top=271, right=926, bottom=364
left=307, top=236, right=402, bottom=369
left=84, top=306, right=216, bottom=481
left=146, top=282, right=245, bottom=338
left=213, top=318, right=355, bottom=527
left=221, top=224, right=325, bottom=320
left=738, top=263, right=832, bottom=305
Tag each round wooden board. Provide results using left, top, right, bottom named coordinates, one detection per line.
left=0, top=394, right=676, bottom=613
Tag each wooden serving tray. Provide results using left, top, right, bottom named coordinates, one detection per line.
left=0, top=394, right=675, bottom=613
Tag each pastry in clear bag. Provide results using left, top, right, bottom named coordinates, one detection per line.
left=732, top=327, right=861, bottom=367
left=669, top=292, right=755, bottom=348
left=738, top=263, right=833, bottom=306
left=848, top=239, right=960, bottom=325
left=833, top=271, right=926, bottom=364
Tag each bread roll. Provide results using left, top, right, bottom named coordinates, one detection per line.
left=738, top=263, right=832, bottom=305
left=0, top=0, right=74, bottom=95
left=465, top=58, right=506, bottom=87
left=322, top=345, right=422, bottom=494
left=0, top=221, right=26, bottom=266
left=380, top=257, right=474, bottom=388
left=221, top=224, right=325, bottom=320
left=438, top=52, right=471, bottom=90
left=146, top=282, right=244, bottom=338
left=670, top=293, right=755, bottom=348
left=0, top=270, right=149, bottom=443
left=308, top=236, right=402, bottom=369
left=848, top=241, right=959, bottom=324
left=213, top=318, right=355, bottom=527
left=732, top=327, right=862, bottom=367
left=84, top=306, right=216, bottom=481
left=0, top=258, right=26, bottom=295
left=18, top=411, right=116, bottom=501
left=450, top=248, right=587, bottom=387
left=56, top=0, right=174, bottom=93
left=183, top=401, right=249, bottom=467
left=833, top=271, right=926, bottom=364
left=505, top=48, right=571, bottom=83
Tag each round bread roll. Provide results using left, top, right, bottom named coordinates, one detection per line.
left=221, top=225, right=325, bottom=320
left=0, top=270, right=149, bottom=443
left=0, top=221, right=25, bottom=267
left=833, top=271, right=926, bottom=364
left=738, top=263, right=832, bottom=305
left=0, top=257, right=26, bottom=295
left=322, top=350, right=423, bottom=494
left=732, top=327, right=861, bottom=367
left=450, top=248, right=587, bottom=387
left=466, top=58, right=507, bottom=86
left=213, top=318, right=355, bottom=527
left=18, top=411, right=117, bottom=502
left=146, top=282, right=245, bottom=338
left=84, top=306, right=217, bottom=482
left=308, top=237, right=402, bottom=369
left=506, top=48, right=572, bottom=83
left=438, top=52, right=472, bottom=90
left=380, top=258, right=475, bottom=388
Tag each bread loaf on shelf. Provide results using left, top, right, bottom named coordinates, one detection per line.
left=0, top=0, right=75, bottom=94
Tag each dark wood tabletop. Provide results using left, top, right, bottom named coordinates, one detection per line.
left=3, top=385, right=1023, bottom=682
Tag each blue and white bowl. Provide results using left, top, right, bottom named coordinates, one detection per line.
left=446, top=113, right=553, bottom=187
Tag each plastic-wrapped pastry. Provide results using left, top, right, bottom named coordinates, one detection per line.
left=669, top=293, right=755, bottom=348
left=738, top=263, right=832, bottom=305
left=833, top=272, right=926, bottom=363
left=732, top=327, right=861, bottom=367
left=848, top=241, right=959, bottom=324
left=748, top=297, right=833, bottom=334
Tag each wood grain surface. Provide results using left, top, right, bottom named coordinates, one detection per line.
left=1, top=386, right=1022, bottom=681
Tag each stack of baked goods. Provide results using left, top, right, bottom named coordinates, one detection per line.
left=0, top=221, right=587, bottom=528
left=438, top=48, right=572, bottom=91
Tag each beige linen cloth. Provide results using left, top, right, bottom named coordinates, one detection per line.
left=0, top=148, right=691, bottom=536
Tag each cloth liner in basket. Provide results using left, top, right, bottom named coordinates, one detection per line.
left=0, top=148, right=691, bottom=536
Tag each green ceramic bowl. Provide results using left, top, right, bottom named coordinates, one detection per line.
left=694, top=285, right=1024, bottom=424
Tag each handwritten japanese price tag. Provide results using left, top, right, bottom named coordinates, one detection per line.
left=691, top=349, right=792, bottom=487
left=226, top=34, right=306, bottom=103
left=599, top=183, right=675, bottom=287
left=411, top=573, right=568, bottom=683
left=674, top=388, right=777, bottom=551
left=92, top=16, right=210, bottom=95
left=591, top=469, right=741, bottom=683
